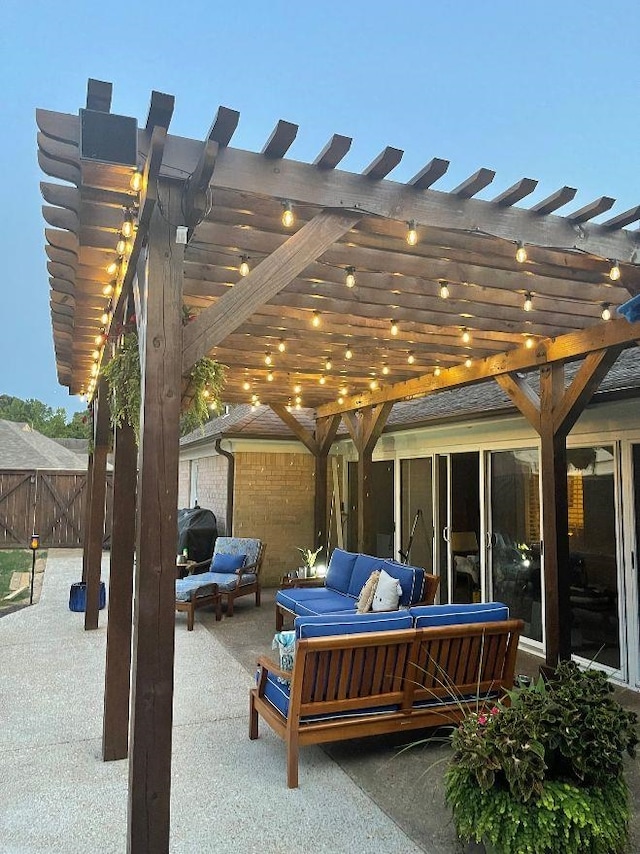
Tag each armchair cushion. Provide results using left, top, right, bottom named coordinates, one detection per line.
left=211, top=552, right=246, bottom=573
left=293, top=590, right=359, bottom=617
left=206, top=571, right=257, bottom=592
left=213, top=536, right=262, bottom=568
left=175, top=572, right=218, bottom=602
left=325, top=548, right=359, bottom=595
left=381, top=560, right=427, bottom=606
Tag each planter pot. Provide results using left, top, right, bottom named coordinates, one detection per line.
left=69, top=581, right=106, bottom=612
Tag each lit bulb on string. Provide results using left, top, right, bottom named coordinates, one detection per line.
left=130, top=172, right=143, bottom=192
left=92, top=350, right=100, bottom=360
left=382, top=364, right=390, bottom=375
left=461, top=329, right=471, bottom=344
left=523, top=292, right=533, bottom=312
left=107, top=261, right=118, bottom=276
left=407, top=351, right=415, bottom=364
left=319, top=376, right=326, bottom=385
left=390, top=320, right=399, bottom=336
left=102, top=284, right=114, bottom=297
left=406, top=221, right=418, bottom=246
left=116, top=238, right=126, bottom=256
left=267, top=371, right=274, bottom=382
left=121, top=217, right=134, bottom=239
left=525, top=337, right=535, bottom=349
left=345, top=347, right=353, bottom=360
left=101, top=311, right=110, bottom=325
left=264, top=352, right=272, bottom=366
left=286, top=400, right=292, bottom=412
left=239, top=256, right=250, bottom=277
left=609, top=261, right=621, bottom=281
left=295, top=395, right=302, bottom=405
left=515, top=242, right=527, bottom=263
left=434, top=366, right=441, bottom=377
left=369, top=379, right=379, bottom=390
left=325, top=358, right=332, bottom=371
left=278, top=339, right=286, bottom=353
left=312, top=311, right=321, bottom=327
left=601, top=303, right=612, bottom=321
left=465, top=358, right=473, bottom=368
left=439, top=280, right=450, bottom=299
left=281, top=201, right=294, bottom=228
left=243, top=380, right=251, bottom=391
left=337, top=396, right=344, bottom=405
left=293, top=384, right=302, bottom=394
left=340, top=386, right=348, bottom=396
left=345, top=266, right=356, bottom=288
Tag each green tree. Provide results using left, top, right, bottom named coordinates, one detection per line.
left=0, top=395, right=90, bottom=439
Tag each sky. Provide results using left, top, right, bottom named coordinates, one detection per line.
left=2, top=1, right=638, bottom=417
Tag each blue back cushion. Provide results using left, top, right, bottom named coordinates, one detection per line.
left=409, top=601, right=509, bottom=628
left=325, top=548, right=358, bottom=595
left=211, top=552, right=245, bottom=573
left=347, top=554, right=387, bottom=598
left=382, top=560, right=426, bottom=606
left=295, top=610, right=413, bottom=639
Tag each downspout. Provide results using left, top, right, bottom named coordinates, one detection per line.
left=214, top=438, right=234, bottom=536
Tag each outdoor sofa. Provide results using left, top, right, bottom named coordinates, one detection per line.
left=251, top=602, right=523, bottom=787
left=275, top=547, right=439, bottom=631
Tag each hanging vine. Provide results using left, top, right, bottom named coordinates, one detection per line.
left=101, top=330, right=226, bottom=442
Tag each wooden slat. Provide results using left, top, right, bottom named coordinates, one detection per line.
left=530, top=186, right=577, bottom=215
left=601, top=204, right=640, bottom=230
left=362, top=146, right=403, bottom=180
left=86, top=78, right=112, bottom=112
left=408, top=157, right=449, bottom=190
left=567, top=196, right=616, bottom=224
left=492, top=177, right=538, bottom=206
left=261, top=120, right=298, bottom=159
left=208, top=106, right=240, bottom=147
left=145, top=90, right=175, bottom=132
left=313, top=134, right=352, bottom=169
left=452, top=168, right=495, bottom=198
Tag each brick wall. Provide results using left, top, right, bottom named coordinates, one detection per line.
left=178, top=460, right=190, bottom=508
left=194, top=455, right=229, bottom=535
left=233, top=450, right=315, bottom=586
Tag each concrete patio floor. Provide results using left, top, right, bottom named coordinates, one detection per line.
left=2, top=551, right=638, bottom=853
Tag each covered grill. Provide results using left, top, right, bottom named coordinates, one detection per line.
left=177, top=507, right=217, bottom=564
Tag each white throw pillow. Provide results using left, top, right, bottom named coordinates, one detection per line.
left=371, top=568, right=402, bottom=612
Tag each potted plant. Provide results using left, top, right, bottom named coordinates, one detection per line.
left=296, top=546, right=323, bottom=578
left=445, top=661, right=638, bottom=853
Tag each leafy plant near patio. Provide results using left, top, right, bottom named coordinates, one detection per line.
left=445, top=661, right=638, bottom=853
left=101, top=331, right=225, bottom=441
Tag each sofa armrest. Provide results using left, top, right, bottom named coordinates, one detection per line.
left=256, top=655, right=291, bottom=685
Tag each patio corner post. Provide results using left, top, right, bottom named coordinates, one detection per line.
left=127, top=180, right=183, bottom=854
left=81, top=451, right=94, bottom=582
left=313, top=415, right=341, bottom=550
left=85, top=376, right=110, bottom=630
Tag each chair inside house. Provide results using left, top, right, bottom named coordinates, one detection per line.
left=175, top=536, right=265, bottom=630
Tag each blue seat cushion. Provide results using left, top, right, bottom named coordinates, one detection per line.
left=211, top=552, right=246, bottom=573
left=295, top=610, right=413, bottom=639
left=325, top=548, right=359, bottom=595
left=382, top=560, right=426, bottom=606
left=293, top=591, right=357, bottom=617
left=409, top=601, right=509, bottom=628
left=347, top=554, right=387, bottom=597
left=175, top=572, right=219, bottom=603
left=276, top=587, right=334, bottom=612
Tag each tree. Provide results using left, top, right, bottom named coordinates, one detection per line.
left=0, top=395, right=90, bottom=439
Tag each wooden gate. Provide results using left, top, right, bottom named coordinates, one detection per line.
left=0, top=469, right=113, bottom=548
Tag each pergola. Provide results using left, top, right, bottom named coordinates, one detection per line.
left=38, top=79, right=640, bottom=852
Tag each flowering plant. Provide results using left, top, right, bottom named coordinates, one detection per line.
left=297, top=546, right=323, bottom=569
left=446, top=661, right=637, bottom=853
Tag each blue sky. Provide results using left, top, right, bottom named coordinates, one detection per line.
left=2, top=1, right=638, bottom=415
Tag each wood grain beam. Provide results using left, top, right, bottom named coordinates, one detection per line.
left=145, top=90, right=175, bottom=133
left=362, top=146, right=403, bottom=179
left=552, top=347, right=623, bottom=435
left=492, top=178, right=538, bottom=207
left=408, top=157, right=449, bottom=190
left=86, top=79, right=112, bottom=112
left=567, top=196, right=615, bottom=224
left=207, top=106, right=240, bottom=147
left=269, top=404, right=319, bottom=454
left=495, top=373, right=541, bottom=432
left=530, top=186, right=577, bottom=215
left=84, top=377, right=109, bottom=630
left=182, top=209, right=361, bottom=372
left=262, top=120, right=298, bottom=159
left=313, top=134, right=352, bottom=169
left=452, top=168, right=495, bottom=198
left=601, top=205, right=640, bottom=230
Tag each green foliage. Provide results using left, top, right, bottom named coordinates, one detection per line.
left=180, top=357, right=226, bottom=436
left=297, top=546, right=323, bottom=568
left=0, top=394, right=89, bottom=439
left=445, top=661, right=638, bottom=853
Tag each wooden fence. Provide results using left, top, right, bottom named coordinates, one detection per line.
left=0, top=469, right=113, bottom=549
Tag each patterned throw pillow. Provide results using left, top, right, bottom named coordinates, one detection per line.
left=356, top=570, right=381, bottom=613
left=371, top=568, right=402, bottom=612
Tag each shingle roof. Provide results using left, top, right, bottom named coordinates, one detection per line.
left=181, top=348, right=640, bottom=446
left=0, top=421, right=88, bottom=470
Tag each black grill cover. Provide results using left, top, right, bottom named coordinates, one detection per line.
left=177, top=507, right=218, bottom=563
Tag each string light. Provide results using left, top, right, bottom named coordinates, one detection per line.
left=286, top=400, right=292, bottom=412
left=525, top=337, right=535, bottom=349
left=116, top=238, right=126, bottom=256
left=121, top=215, right=134, bottom=239
left=295, top=402, right=301, bottom=410
left=406, top=220, right=418, bottom=246
left=312, top=311, right=321, bottom=327
left=264, top=351, right=272, bottom=366
left=325, top=358, right=332, bottom=371
left=295, top=395, right=302, bottom=405
left=95, top=333, right=105, bottom=346
left=609, top=260, right=621, bottom=281
left=390, top=319, right=399, bottom=336
left=106, top=261, right=118, bottom=276
left=369, top=379, right=379, bottom=390
left=293, top=384, right=302, bottom=394
left=434, top=366, right=441, bottom=377
left=100, top=311, right=110, bottom=325
left=130, top=171, right=143, bottom=192
left=345, top=266, right=356, bottom=288
left=382, top=364, right=390, bottom=375
left=601, top=303, right=612, bottom=321
left=278, top=339, right=286, bottom=353
left=407, top=351, right=415, bottom=364
left=515, top=241, right=527, bottom=263
left=91, top=363, right=99, bottom=377
left=239, top=256, right=250, bottom=277
left=465, top=358, right=473, bottom=368
left=340, top=385, right=348, bottom=396
left=337, top=396, right=344, bottom=405
left=267, top=371, right=274, bottom=382
left=92, top=349, right=100, bottom=360
left=523, top=292, right=533, bottom=312
left=123, top=241, right=133, bottom=257
left=281, top=201, right=295, bottom=228
left=461, top=328, right=471, bottom=344
left=319, top=376, right=326, bottom=385
left=345, top=347, right=353, bottom=360
left=439, top=280, right=450, bottom=299
left=242, top=380, right=251, bottom=391
left=102, top=284, right=114, bottom=297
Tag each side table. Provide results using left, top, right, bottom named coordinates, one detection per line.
left=280, top=574, right=325, bottom=589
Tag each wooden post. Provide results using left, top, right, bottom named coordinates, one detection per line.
left=314, top=454, right=329, bottom=549
left=81, top=450, right=94, bottom=582
left=85, top=377, right=110, bottom=630
left=102, top=420, right=137, bottom=760
left=127, top=181, right=183, bottom=854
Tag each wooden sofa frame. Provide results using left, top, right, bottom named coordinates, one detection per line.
left=275, top=571, right=440, bottom=631
left=187, top=541, right=266, bottom=617
left=250, top=618, right=523, bottom=787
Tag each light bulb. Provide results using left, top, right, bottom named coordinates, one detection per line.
left=319, top=376, right=326, bottom=385
left=264, top=352, right=272, bottom=366
left=116, top=238, right=126, bottom=256
left=295, top=395, right=302, bottom=404
left=525, top=337, right=535, bottom=349
left=439, top=281, right=449, bottom=299
left=390, top=320, right=399, bottom=336
left=340, top=386, right=348, bottom=396
left=609, top=261, right=621, bottom=281
left=312, top=311, right=321, bottom=327
left=434, top=366, right=441, bottom=377
left=523, top=292, right=533, bottom=312
left=107, top=261, right=118, bottom=276
left=325, top=358, right=332, bottom=371
left=345, top=266, right=356, bottom=288
left=462, top=329, right=471, bottom=344
left=251, top=394, right=258, bottom=402
left=295, top=402, right=301, bottom=410
left=286, top=402, right=292, bottom=412
left=95, top=334, right=104, bottom=346
left=239, top=257, right=250, bottom=277
left=465, top=358, right=472, bottom=368
left=243, top=381, right=251, bottom=391
left=369, top=379, right=378, bottom=390
left=101, top=311, right=109, bottom=325
left=406, top=221, right=418, bottom=246
left=267, top=371, right=274, bottom=382
left=294, top=384, right=302, bottom=394
left=122, top=218, right=134, bottom=239
left=382, top=365, right=390, bottom=375
left=345, top=348, right=353, bottom=360
left=601, top=303, right=612, bottom=321
left=130, top=172, right=143, bottom=192
left=338, top=396, right=344, bottom=405
left=278, top=339, right=286, bottom=352
left=282, top=201, right=294, bottom=228
left=515, top=242, right=527, bottom=263
left=102, top=284, right=114, bottom=297
left=92, top=349, right=100, bottom=360
left=202, top=389, right=210, bottom=398
left=407, top=352, right=415, bottom=364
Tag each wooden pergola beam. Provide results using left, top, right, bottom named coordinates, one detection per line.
left=495, top=373, right=541, bottom=433
left=530, top=186, right=577, bottom=215
left=182, top=209, right=361, bottom=372
left=313, top=134, right=352, bottom=170
left=84, top=377, right=110, bottom=630
left=492, top=177, right=538, bottom=207
left=262, top=120, right=298, bottom=159
left=362, top=146, right=403, bottom=180
left=452, top=167, right=495, bottom=198
left=408, top=157, right=449, bottom=190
